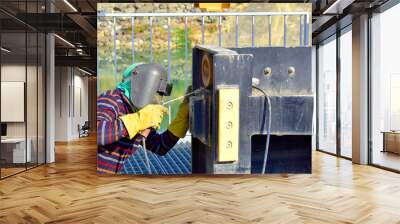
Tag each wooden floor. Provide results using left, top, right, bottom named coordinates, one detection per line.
left=1, top=136, right=400, bottom=223
left=1, top=164, right=42, bottom=178
left=1, top=167, right=26, bottom=178
left=373, top=151, right=400, bottom=171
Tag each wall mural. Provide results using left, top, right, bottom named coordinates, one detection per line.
left=97, top=3, right=313, bottom=175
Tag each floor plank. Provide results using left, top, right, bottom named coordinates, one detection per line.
left=372, top=151, right=400, bottom=171
left=0, top=135, right=400, bottom=223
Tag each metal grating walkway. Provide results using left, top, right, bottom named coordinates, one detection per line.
left=120, top=139, right=192, bottom=175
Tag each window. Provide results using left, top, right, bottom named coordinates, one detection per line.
left=317, top=37, right=337, bottom=154
left=339, top=28, right=352, bottom=158
left=0, top=1, right=47, bottom=179
left=371, top=3, right=400, bottom=171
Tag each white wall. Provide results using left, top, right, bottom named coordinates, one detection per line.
left=1, top=65, right=33, bottom=138
left=1, top=63, right=46, bottom=164
left=55, top=67, right=69, bottom=141
left=54, top=67, right=89, bottom=141
left=72, top=72, right=89, bottom=138
left=1, top=65, right=26, bottom=140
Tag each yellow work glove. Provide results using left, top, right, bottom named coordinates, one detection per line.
left=120, top=104, right=168, bottom=139
left=167, top=102, right=189, bottom=138
left=167, top=86, right=192, bottom=138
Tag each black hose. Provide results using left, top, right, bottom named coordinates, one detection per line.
left=252, top=86, right=272, bottom=174
left=141, top=136, right=152, bottom=174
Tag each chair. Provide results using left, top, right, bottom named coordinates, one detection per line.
left=78, top=121, right=90, bottom=138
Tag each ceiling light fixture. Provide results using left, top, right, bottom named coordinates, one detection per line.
left=322, top=0, right=354, bottom=15
left=54, top=34, right=75, bottom=48
left=63, top=0, right=78, bottom=12
left=1, top=47, right=11, bottom=53
left=323, top=0, right=342, bottom=14
left=78, top=67, right=93, bottom=76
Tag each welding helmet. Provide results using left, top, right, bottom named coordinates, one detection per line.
left=117, top=63, right=173, bottom=109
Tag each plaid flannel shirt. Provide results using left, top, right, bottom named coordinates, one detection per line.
left=97, top=88, right=179, bottom=174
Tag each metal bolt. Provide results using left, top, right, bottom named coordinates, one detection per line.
left=263, top=67, right=272, bottom=77
left=226, top=102, right=233, bottom=110
left=226, top=141, right=232, bottom=149
left=288, top=66, right=296, bottom=76
left=252, top=77, right=260, bottom=86
left=226, top=121, right=232, bottom=129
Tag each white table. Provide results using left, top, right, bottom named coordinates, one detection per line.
left=1, top=138, right=31, bottom=163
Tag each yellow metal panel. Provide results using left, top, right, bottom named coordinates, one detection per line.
left=217, top=87, right=239, bottom=162
left=197, top=3, right=230, bottom=12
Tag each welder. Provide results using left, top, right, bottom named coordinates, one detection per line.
left=97, top=63, right=189, bottom=174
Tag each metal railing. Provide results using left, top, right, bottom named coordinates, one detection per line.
left=98, top=11, right=310, bottom=123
